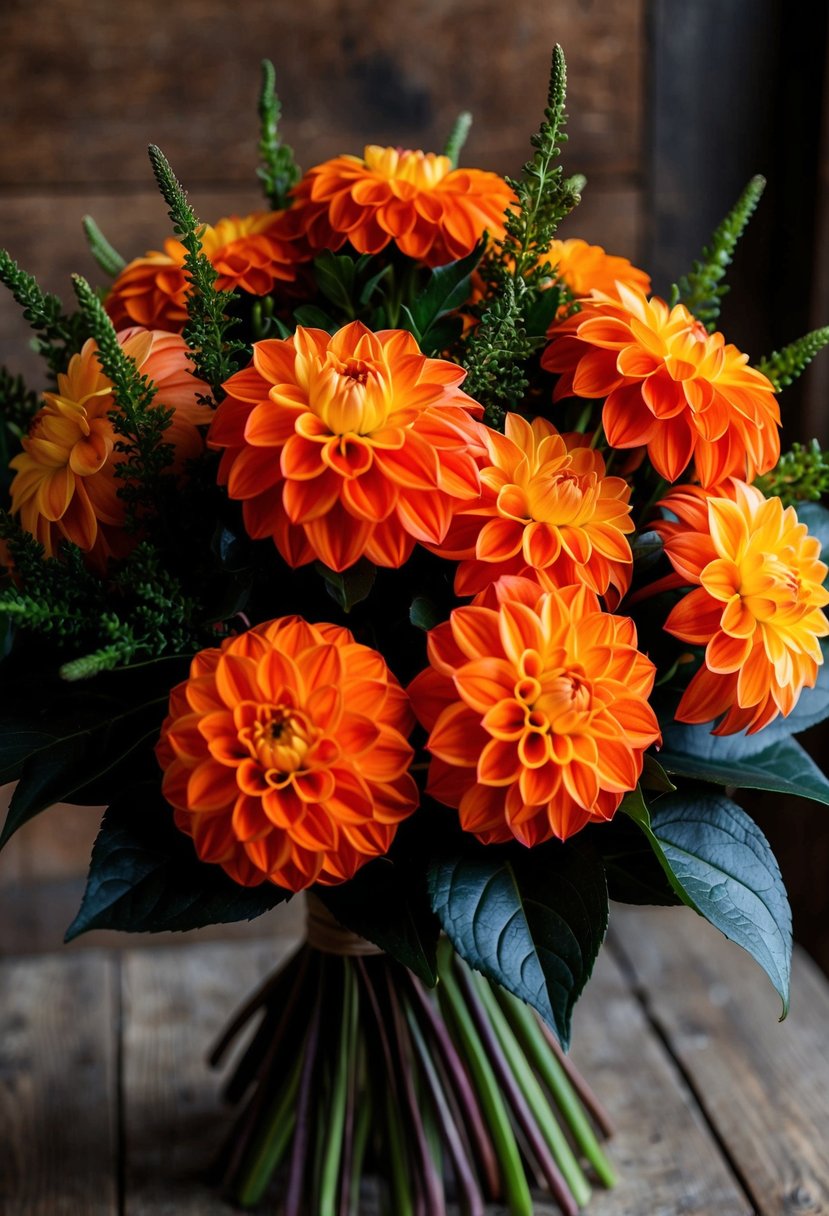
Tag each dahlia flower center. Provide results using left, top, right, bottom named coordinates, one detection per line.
left=525, top=470, right=597, bottom=525
left=316, top=354, right=390, bottom=435
left=514, top=652, right=593, bottom=732
left=241, top=706, right=318, bottom=779
left=363, top=145, right=452, bottom=190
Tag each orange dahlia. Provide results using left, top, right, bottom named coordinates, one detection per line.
left=542, top=284, right=780, bottom=486
left=540, top=239, right=651, bottom=300
left=432, top=414, right=633, bottom=604
left=209, top=320, right=486, bottom=571
left=155, top=616, right=418, bottom=892
left=9, top=328, right=210, bottom=564
left=106, top=212, right=305, bottom=332
left=409, top=578, right=660, bottom=845
left=655, top=480, right=829, bottom=734
left=283, top=145, right=515, bottom=267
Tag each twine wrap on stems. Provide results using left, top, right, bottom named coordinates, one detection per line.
left=305, top=894, right=384, bottom=957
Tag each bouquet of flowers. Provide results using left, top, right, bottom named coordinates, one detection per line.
left=3, top=44, right=829, bottom=1216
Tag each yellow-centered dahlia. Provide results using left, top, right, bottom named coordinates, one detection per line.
left=409, top=578, right=660, bottom=845
left=283, top=146, right=515, bottom=267
left=155, top=616, right=418, bottom=892
left=106, top=212, right=305, bottom=332
left=9, top=329, right=210, bottom=564
left=542, top=285, right=780, bottom=486
left=432, top=414, right=634, bottom=604
left=656, top=480, right=829, bottom=734
left=209, top=321, right=486, bottom=572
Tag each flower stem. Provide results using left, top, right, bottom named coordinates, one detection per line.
left=236, top=1049, right=303, bottom=1207
left=497, top=986, right=616, bottom=1188
left=319, top=961, right=358, bottom=1215
left=436, top=939, right=533, bottom=1216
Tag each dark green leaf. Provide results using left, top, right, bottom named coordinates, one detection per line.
left=641, top=753, right=676, bottom=793
left=314, top=251, right=357, bottom=314
left=587, top=814, right=682, bottom=907
left=359, top=263, right=393, bottom=307
left=523, top=286, right=561, bottom=338
left=632, top=530, right=664, bottom=572
left=0, top=725, right=59, bottom=787
left=660, top=721, right=829, bottom=806
left=407, top=243, right=484, bottom=340
left=66, top=782, right=290, bottom=939
left=409, top=596, right=441, bottom=631
left=625, top=790, right=792, bottom=1015
left=428, top=840, right=608, bottom=1046
left=316, top=858, right=439, bottom=985
left=292, top=305, right=338, bottom=332
left=0, top=697, right=167, bottom=848
left=316, top=559, right=376, bottom=613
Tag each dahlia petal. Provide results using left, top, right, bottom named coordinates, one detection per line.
left=664, top=588, right=724, bottom=644
left=572, top=349, right=623, bottom=397
left=602, top=383, right=658, bottom=447
left=215, top=654, right=261, bottom=706
left=518, top=759, right=559, bottom=804
left=450, top=606, right=504, bottom=662
left=457, top=782, right=508, bottom=836
left=429, top=702, right=488, bottom=765
left=187, top=760, right=239, bottom=812
left=499, top=601, right=545, bottom=666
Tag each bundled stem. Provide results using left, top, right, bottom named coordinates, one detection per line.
left=212, top=917, right=616, bottom=1215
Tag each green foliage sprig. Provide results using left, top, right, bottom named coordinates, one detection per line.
left=672, top=175, right=766, bottom=331
left=757, top=327, right=829, bottom=392
left=82, top=215, right=127, bottom=278
left=755, top=440, right=829, bottom=506
left=443, top=111, right=473, bottom=168
left=0, top=250, right=86, bottom=377
left=147, top=145, right=245, bottom=401
left=0, top=512, right=106, bottom=637
left=72, top=274, right=174, bottom=531
left=462, top=46, right=579, bottom=428
left=257, top=59, right=301, bottom=210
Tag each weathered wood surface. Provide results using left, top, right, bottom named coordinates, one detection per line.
left=0, top=950, right=118, bottom=1215
left=2, top=907, right=828, bottom=1213
left=612, top=905, right=829, bottom=1216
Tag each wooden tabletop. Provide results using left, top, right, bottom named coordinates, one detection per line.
left=1, top=905, right=828, bottom=1216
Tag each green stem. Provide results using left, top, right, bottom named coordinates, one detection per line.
left=237, top=1049, right=303, bottom=1207
left=468, top=969, right=591, bottom=1208
left=384, top=1087, right=415, bottom=1216
left=436, top=940, right=533, bottom=1216
left=497, top=987, right=616, bottom=1189
left=348, top=1053, right=372, bottom=1216
left=320, top=962, right=358, bottom=1215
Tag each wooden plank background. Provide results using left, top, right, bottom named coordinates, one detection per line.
left=2, top=0, right=829, bottom=976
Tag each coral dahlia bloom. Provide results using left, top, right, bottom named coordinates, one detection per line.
left=408, top=579, right=660, bottom=845
left=210, top=321, right=486, bottom=571
left=9, top=328, right=210, bottom=563
left=542, top=284, right=780, bottom=486
left=655, top=480, right=829, bottom=734
left=284, top=145, right=515, bottom=267
left=106, top=213, right=304, bottom=332
left=432, top=414, right=634, bottom=604
left=541, top=239, right=651, bottom=300
left=156, top=616, right=418, bottom=892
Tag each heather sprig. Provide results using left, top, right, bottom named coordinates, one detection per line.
left=0, top=249, right=86, bottom=377
left=672, top=175, right=766, bottom=331
left=257, top=59, right=301, bottom=210
left=757, top=327, right=829, bottom=392
left=148, top=144, right=245, bottom=401
left=443, top=111, right=473, bottom=168
left=72, top=274, right=175, bottom=531
left=462, top=45, right=578, bottom=428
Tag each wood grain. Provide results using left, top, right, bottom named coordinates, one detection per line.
left=569, top=949, right=752, bottom=1216
left=612, top=904, right=829, bottom=1216
left=0, top=0, right=644, bottom=188
left=121, top=936, right=297, bottom=1215
left=0, top=950, right=118, bottom=1215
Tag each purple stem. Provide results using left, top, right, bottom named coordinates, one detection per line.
left=208, top=946, right=305, bottom=1068
left=454, top=964, right=579, bottom=1216
left=385, top=972, right=446, bottom=1216
left=401, top=988, right=486, bottom=1216
left=283, top=978, right=325, bottom=1216
left=403, top=971, right=501, bottom=1201
left=539, top=1019, right=616, bottom=1139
